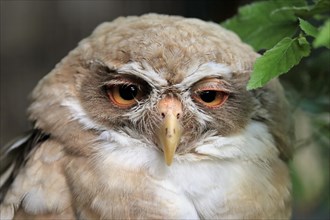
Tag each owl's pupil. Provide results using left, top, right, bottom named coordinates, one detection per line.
left=199, top=91, right=216, bottom=103
left=119, top=85, right=138, bottom=100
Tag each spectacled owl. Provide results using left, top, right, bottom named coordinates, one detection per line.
left=0, top=14, right=293, bottom=219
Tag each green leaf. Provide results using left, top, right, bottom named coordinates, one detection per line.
left=273, top=0, right=330, bottom=18
left=313, top=19, right=330, bottom=48
left=247, top=37, right=311, bottom=90
left=222, top=0, right=305, bottom=50
left=299, top=18, right=319, bottom=37
left=310, top=0, right=330, bottom=15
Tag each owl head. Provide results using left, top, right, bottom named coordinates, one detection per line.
left=27, top=14, right=293, bottom=167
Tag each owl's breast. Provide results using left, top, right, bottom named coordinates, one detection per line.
left=66, top=128, right=290, bottom=219
left=167, top=158, right=291, bottom=219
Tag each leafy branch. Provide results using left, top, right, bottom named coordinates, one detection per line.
left=222, top=0, right=330, bottom=90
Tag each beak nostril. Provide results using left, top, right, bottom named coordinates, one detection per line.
left=157, top=96, right=183, bottom=166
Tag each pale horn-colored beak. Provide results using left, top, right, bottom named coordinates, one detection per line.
left=157, top=96, right=183, bottom=166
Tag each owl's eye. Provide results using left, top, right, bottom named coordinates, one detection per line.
left=107, top=84, right=144, bottom=108
left=193, top=90, right=228, bottom=108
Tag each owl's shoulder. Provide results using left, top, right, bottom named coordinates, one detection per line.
left=0, top=133, right=74, bottom=219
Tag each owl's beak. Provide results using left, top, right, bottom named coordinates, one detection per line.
left=157, top=97, right=183, bottom=166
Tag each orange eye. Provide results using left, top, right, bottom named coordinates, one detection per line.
left=194, top=90, right=228, bottom=108
left=107, top=84, right=143, bottom=108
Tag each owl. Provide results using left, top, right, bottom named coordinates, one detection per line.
left=0, top=14, right=293, bottom=219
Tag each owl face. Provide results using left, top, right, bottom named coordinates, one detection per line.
left=27, top=14, right=289, bottom=167
left=76, top=60, right=253, bottom=165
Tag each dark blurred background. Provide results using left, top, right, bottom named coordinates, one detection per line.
left=1, top=0, right=329, bottom=219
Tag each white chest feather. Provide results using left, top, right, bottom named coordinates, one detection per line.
left=88, top=121, right=290, bottom=219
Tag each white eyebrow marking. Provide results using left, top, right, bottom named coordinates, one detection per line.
left=108, top=61, right=232, bottom=90
left=117, top=61, right=168, bottom=88
left=176, top=62, right=232, bottom=90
